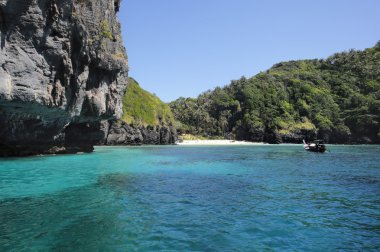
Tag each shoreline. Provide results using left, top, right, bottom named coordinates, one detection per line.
left=176, top=140, right=266, bottom=145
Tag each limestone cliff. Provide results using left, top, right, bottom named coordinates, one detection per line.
left=0, top=0, right=128, bottom=156
left=100, top=120, right=178, bottom=145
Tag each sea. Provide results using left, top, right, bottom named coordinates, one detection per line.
left=0, top=145, right=379, bottom=251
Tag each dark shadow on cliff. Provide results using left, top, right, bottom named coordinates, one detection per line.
left=0, top=6, right=5, bottom=50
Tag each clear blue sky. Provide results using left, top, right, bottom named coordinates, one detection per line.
left=119, top=0, right=380, bottom=102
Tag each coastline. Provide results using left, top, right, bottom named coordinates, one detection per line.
left=176, top=140, right=266, bottom=145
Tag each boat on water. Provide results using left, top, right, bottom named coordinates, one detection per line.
left=303, top=140, right=326, bottom=153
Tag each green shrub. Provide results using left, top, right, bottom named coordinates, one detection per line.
left=100, top=20, right=113, bottom=40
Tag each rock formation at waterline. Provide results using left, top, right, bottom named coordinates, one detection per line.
left=95, top=76, right=178, bottom=146
left=0, top=0, right=128, bottom=156
left=99, top=120, right=177, bottom=145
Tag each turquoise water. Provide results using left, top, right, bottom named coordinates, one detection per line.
left=0, top=145, right=379, bottom=251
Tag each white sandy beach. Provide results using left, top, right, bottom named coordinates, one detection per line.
left=177, top=140, right=266, bottom=145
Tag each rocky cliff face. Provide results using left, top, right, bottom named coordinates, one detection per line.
left=98, top=120, right=177, bottom=146
left=0, top=0, right=128, bottom=156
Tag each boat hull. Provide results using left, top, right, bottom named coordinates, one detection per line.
left=305, top=147, right=326, bottom=153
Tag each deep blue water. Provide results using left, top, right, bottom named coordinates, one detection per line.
left=0, top=145, right=379, bottom=251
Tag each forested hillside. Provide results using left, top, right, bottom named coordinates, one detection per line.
left=122, top=78, right=175, bottom=126
left=170, top=42, right=380, bottom=143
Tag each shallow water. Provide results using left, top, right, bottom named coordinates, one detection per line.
left=0, top=145, right=379, bottom=251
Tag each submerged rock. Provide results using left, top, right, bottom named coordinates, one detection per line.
left=0, top=0, right=128, bottom=156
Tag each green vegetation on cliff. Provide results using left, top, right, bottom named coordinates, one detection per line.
left=170, top=42, right=380, bottom=143
left=122, top=78, right=175, bottom=126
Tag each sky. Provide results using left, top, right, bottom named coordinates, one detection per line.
left=119, top=0, right=380, bottom=102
